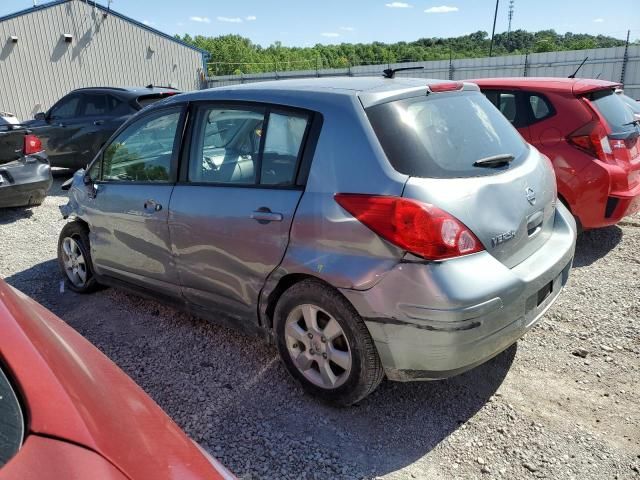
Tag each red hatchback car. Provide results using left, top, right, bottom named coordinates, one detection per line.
left=473, top=77, right=640, bottom=230
left=0, top=280, right=234, bottom=480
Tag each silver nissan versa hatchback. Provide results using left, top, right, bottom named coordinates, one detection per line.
left=58, top=77, right=577, bottom=406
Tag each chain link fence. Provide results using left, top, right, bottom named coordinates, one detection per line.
left=204, top=45, right=640, bottom=99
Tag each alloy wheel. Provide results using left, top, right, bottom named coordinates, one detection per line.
left=61, top=237, right=88, bottom=288
left=284, top=304, right=352, bottom=389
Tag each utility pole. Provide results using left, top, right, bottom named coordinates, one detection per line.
left=507, top=0, right=514, bottom=38
left=620, top=29, right=630, bottom=84
left=489, top=0, right=500, bottom=57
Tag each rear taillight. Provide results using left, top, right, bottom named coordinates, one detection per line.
left=23, top=134, right=42, bottom=155
left=334, top=194, right=484, bottom=260
left=567, top=121, right=613, bottom=162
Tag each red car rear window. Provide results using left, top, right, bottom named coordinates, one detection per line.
left=589, top=90, right=637, bottom=134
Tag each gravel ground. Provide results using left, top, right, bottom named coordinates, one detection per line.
left=1, top=177, right=639, bottom=480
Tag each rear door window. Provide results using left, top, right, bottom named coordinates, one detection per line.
left=590, top=89, right=637, bottom=134
left=80, top=94, right=112, bottom=116
left=189, top=106, right=266, bottom=185
left=80, top=94, right=126, bottom=117
left=482, top=89, right=530, bottom=127
left=188, top=105, right=310, bottom=187
left=366, top=91, right=528, bottom=178
left=529, top=94, right=552, bottom=120
left=261, top=111, right=310, bottom=186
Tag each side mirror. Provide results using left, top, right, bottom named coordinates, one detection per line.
left=83, top=174, right=99, bottom=199
left=34, top=112, right=46, bottom=121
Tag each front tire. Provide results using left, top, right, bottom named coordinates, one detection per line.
left=274, top=279, right=384, bottom=406
left=57, top=221, right=100, bottom=293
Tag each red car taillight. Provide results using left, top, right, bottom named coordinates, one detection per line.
left=567, top=121, right=614, bottom=163
left=334, top=193, right=484, bottom=260
left=23, top=134, right=42, bottom=155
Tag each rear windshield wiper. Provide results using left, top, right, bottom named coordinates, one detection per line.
left=622, top=119, right=640, bottom=127
left=473, top=154, right=515, bottom=168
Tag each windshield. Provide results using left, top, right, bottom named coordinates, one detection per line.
left=590, top=89, right=638, bottom=133
left=366, top=91, right=528, bottom=178
left=0, top=367, right=24, bottom=467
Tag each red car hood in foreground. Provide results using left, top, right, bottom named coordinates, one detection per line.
left=0, top=280, right=233, bottom=479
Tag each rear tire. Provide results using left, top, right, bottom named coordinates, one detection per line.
left=57, top=221, right=100, bottom=293
left=274, top=279, right=384, bottom=406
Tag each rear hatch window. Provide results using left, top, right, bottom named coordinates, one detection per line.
left=618, top=94, right=640, bottom=115
left=366, top=91, right=528, bottom=178
left=136, top=93, right=178, bottom=109
left=590, top=89, right=638, bottom=135
left=0, top=367, right=24, bottom=467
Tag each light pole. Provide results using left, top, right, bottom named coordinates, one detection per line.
left=489, top=0, right=500, bottom=57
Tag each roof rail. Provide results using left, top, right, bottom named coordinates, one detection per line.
left=71, top=86, right=129, bottom=92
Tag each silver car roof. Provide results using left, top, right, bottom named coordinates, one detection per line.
left=170, top=77, right=480, bottom=109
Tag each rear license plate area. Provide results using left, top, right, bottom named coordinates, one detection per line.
left=537, top=281, right=553, bottom=307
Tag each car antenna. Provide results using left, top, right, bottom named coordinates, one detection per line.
left=568, top=57, right=588, bottom=79
left=382, top=66, right=425, bottom=79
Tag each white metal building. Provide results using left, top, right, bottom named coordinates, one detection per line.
left=0, top=0, right=208, bottom=121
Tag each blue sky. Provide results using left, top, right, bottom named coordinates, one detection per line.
left=1, top=0, right=637, bottom=46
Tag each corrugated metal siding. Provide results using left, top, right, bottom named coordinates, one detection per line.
left=205, top=45, right=640, bottom=99
left=0, top=0, right=203, bottom=120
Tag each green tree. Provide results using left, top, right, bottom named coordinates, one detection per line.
left=173, top=30, right=627, bottom=76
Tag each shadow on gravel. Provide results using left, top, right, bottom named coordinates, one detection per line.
left=573, top=226, right=623, bottom=268
left=5, top=259, right=515, bottom=479
left=329, top=344, right=517, bottom=476
left=4, top=259, right=59, bottom=300
left=0, top=206, right=34, bottom=225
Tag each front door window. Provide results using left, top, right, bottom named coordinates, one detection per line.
left=101, top=109, right=181, bottom=182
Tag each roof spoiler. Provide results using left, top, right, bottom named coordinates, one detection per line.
left=572, top=80, right=623, bottom=96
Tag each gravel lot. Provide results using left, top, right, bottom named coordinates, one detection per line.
left=1, top=177, right=639, bottom=480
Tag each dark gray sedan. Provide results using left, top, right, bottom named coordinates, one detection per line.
left=0, top=126, right=50, bottom=208
left=24, top=86, right=179, bottom=170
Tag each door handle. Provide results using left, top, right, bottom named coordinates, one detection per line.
left=143, top=199, right=163, bottom=212
left=251, top=208, right=283, bottom=223
left=93, top=120, right=104, bottom=126
left=57, top=123, right=66, bottom=128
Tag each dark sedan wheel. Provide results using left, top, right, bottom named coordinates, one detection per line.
left=274, top=279, right=384, bottom=406
left=57, top=222, right=100, bottom=293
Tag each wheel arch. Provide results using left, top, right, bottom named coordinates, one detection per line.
left=69, top=217, right=90, bottom=232
left=263, top=273, right=347, bottom=331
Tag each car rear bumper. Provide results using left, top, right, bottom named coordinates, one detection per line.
left=340, top=203, right=576, bottom=381
left=0, top=159, right=52, bottom=208
left=606, top=181, right=640, bottom=222
left=569, top=158, right=640, bottom=229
